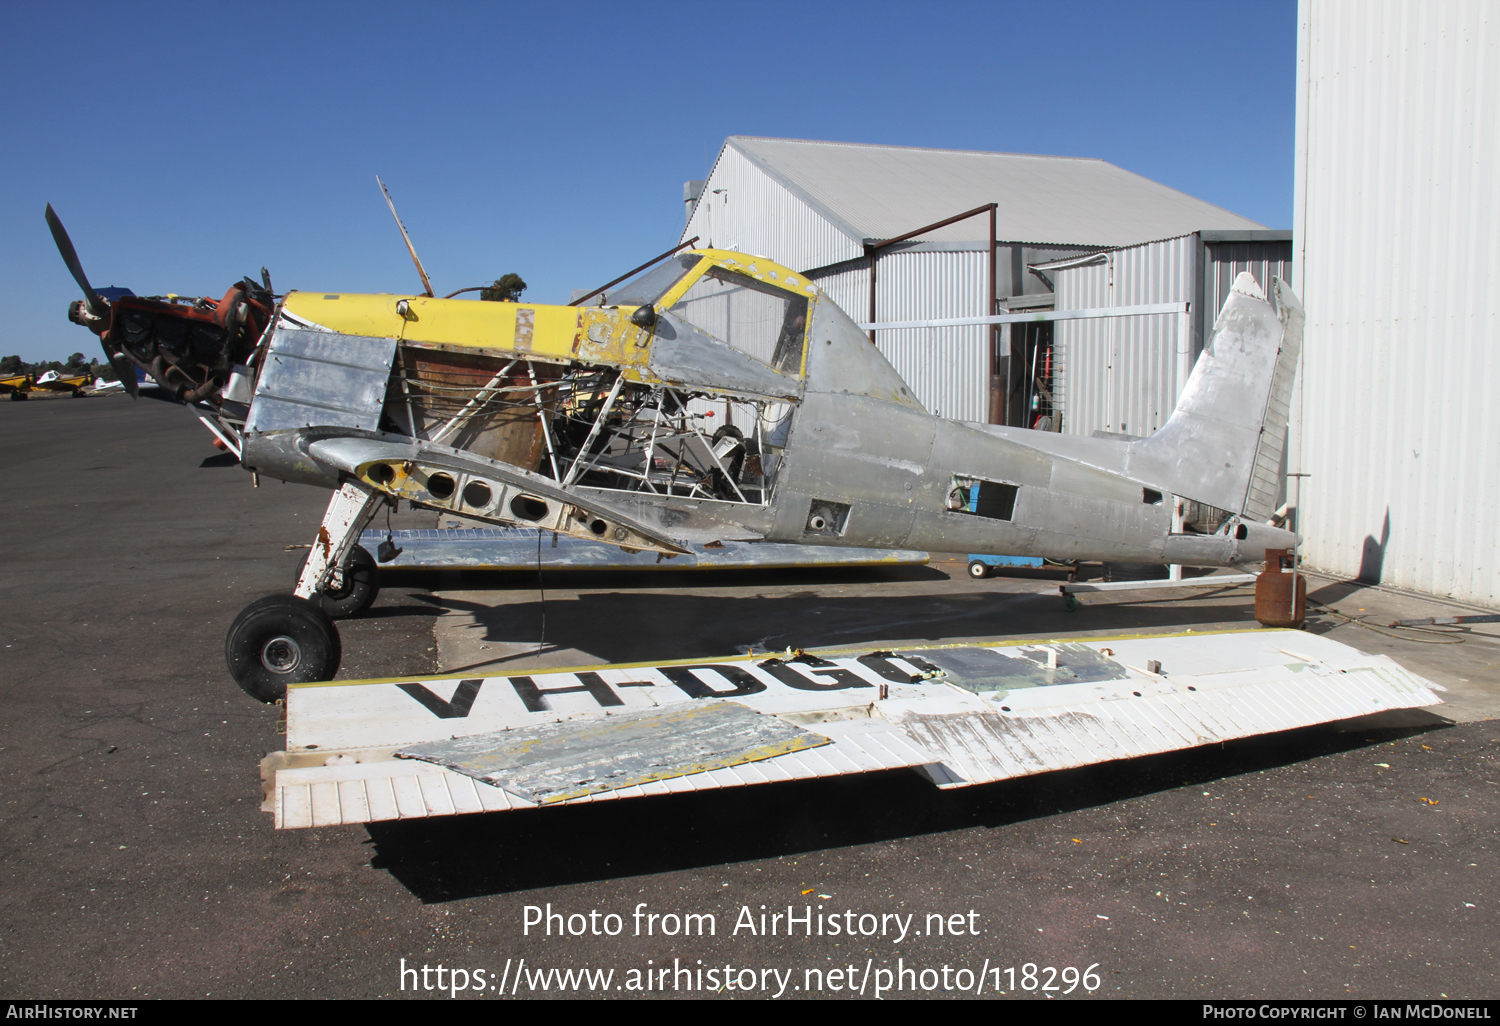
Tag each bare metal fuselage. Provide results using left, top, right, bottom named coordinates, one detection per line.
left=231, top=248, right=1295, bottom=573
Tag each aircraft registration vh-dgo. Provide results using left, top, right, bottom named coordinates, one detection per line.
left=47, top=191, right=1445, bottom=829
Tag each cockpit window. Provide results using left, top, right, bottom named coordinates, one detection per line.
left=669, top=267, right=808, bottom=375
left=606, top=254, right=703, bottom=307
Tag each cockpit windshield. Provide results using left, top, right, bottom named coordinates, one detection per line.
left=606, top=254, right=703, bottom=307
left=669, top=266, right=809, bottom=376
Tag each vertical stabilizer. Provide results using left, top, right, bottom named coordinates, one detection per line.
left=1122, top=273, right=1304, bottom=518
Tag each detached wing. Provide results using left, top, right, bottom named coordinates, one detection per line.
left=264, top=629, right=1441, bottom=828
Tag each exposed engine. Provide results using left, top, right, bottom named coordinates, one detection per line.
left=71, top=277, right=276, bottom=403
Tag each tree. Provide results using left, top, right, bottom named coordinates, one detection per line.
left=0, top=355, right=21, bottom=375
left=66, top=352, right=88, bottom=371
left=479, top=273, right=527, bottom=302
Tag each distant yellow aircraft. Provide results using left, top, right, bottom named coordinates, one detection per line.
left=0, top=373, right=29, bottom=400
left=32, top=370, right=91, bottom=397
left=2, top=370, right=91, bottom=399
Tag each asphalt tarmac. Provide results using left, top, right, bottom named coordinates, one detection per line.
left=2, top=395, right=1497, bottom=1000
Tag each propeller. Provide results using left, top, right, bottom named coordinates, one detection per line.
left=44, top=204, right=107, bottom=320
left=45, top=204, right=136, bottom=398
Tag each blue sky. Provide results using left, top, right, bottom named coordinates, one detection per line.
left=1, top=0, right=1295, bottom=363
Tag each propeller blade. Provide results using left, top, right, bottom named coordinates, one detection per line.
left=44, top=204, right=107, bottom=318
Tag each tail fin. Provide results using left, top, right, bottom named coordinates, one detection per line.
left=1123, top=272, right=1304, bottom=519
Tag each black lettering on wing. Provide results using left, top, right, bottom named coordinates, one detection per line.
left=397, top=679, right=484, bottom=719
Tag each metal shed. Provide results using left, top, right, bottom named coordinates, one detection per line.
left=681, top=137, right=1266, bottom=425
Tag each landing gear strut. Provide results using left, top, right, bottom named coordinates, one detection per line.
left=297, top=544, right=380, bottom=618
left=225, top=480, right=386, bottom=701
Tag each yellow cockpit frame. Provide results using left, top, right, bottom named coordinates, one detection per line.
left=277, top=249, right=818, bottom=380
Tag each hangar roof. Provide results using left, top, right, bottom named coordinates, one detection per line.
left=726, top=136, right=1265, bottom=248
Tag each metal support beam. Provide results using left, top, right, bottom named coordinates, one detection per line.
left=1061, top=573, right=1257, bottom=596
left=862, top=202, right=999, bottom=348
left=570, top=237, right=700, bottom=308
left=859, top=301, right=1190, bottom=331
left=294, top=480, right=386, bottom=600
left=988, top=205, right=1002, bottom=425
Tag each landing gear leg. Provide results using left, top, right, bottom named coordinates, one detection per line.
left=293, top=480, right=387, bottom=606
left=296, top=545, right=380, bottom=618
left=225, top=480, right=386, bottom=701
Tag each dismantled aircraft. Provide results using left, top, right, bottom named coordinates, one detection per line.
left=50, top=199, right=1451, bottom=833
left=50, top=202, right=1306, bottom=702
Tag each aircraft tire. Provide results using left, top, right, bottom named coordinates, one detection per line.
left=968, top=560, right=989, bottom=579
left=297, top=545, right=380, bottom=619
left=225, top=595, right=342, bottom=703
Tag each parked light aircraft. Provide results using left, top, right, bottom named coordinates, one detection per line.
left=1, top=373, right=32, bottom=400
left=33, top=369, right=92, bottom=397
left=50, top=203, right=1303, bottom=704
left=2, top=370, right=96, bottom=399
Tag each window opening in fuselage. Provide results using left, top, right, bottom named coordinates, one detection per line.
left=948, top=475, right=1019, bottom=521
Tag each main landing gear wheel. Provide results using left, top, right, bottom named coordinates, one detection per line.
left=225, top=595, right=342, bottom=703
left=968, top=560, right=989, bottom=579
left=297, top=544, right=380, bottom=618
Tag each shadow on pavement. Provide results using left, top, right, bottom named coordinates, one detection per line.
left=365, top=716, right=1449, bottom=903
left=407, top=587, right=1264, bottom=665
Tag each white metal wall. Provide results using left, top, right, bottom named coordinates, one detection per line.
left=1204, top=241, right=1293, bottom=345
left=682, top=145, right=861, bottom=274
left=1291, top=0, right=1499, bottom=607
left=683, top=144, right=992, bottom=422
left=1052, top=235, right=1198, bottom=438
left=810, top=249, right=990, bottom=422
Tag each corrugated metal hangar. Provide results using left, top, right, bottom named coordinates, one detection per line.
left=1290, top=0, right=1497, bottom=608
left=679, top=137, right=1280, bottom=431
left=671, top=0, right=1495, bottom=610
